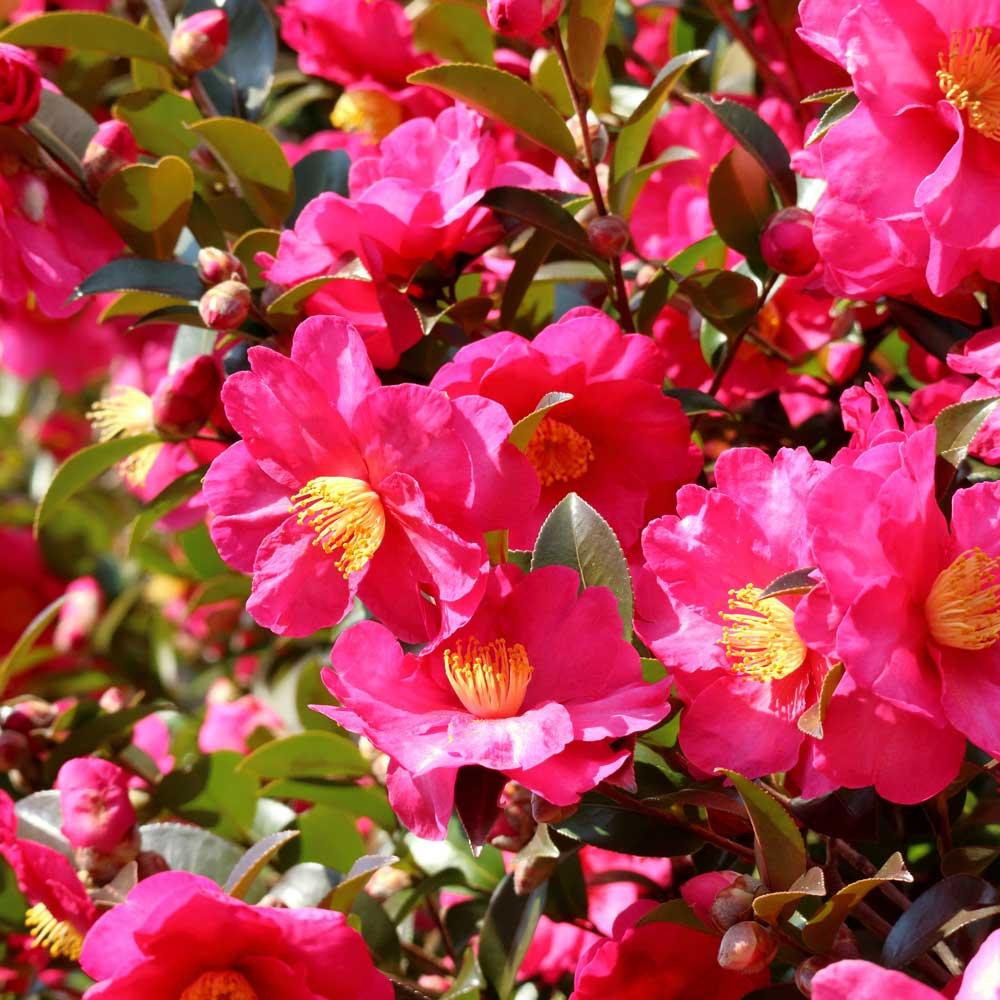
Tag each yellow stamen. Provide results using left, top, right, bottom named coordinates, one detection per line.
left=179, top=970, right=259, bottom=1000
left=289, top=476, right=386, bottom=577
left=926, top=547, right=1000, bottom=651
left=525, top=417, right=594, bottom=487
left=938, top=28, right=1000, bottom=140
left=720, top=584, right=808, bottom=682
left=444, top=637, right=533, bottom=719
left=25, top=903, right=84, bottom=961
left=87, top=386, right=162, bottom=488
left=330, top=89, right=403, bottom=141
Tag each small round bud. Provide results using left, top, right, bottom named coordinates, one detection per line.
left=486, top=0, right=563, bottom=37
left=709, top=884, right=757, bottom=932
left=137, top=850, right=170, bottom=881
left=82, top=120, right=138, bottom=193
left=717, top=921, right=778, bottom=975
left=4, top=699, right=56, bottom=733
left=567, top=110, right=609, bottom=164
left=197, top=246, right=247, bottom=286
left=169, top=9, right=229, bottom=75
left=587, top=214, right=630, bottom=258
left=54, top=577, right=102, bottom=653
left=760, top=207, right=819, bottom=276
left=199, top=278, right=251, bottom=331
left=151, top=354, right=222, bottom=441
left=0, top=730, right=29, bottom=772
left=0, top=43, right=41, bottom=127
left=99, top=687, right=127, bottom=713
left=531, top=794, right=577, bottom=825
left=18, top=173, right=47, bottom=224
left=794, top=956, right=831, bottom=996
left=56, top=758, right=137, bottom=854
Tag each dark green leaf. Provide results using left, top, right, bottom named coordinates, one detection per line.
left=78, top=258, right=204, bottom=301
left=289, top=149, right=350, bottom=225
left=0, top=858, right=27, bottom=932
left=887, top=298, right=975, bottom=362
left=157, top=751, right=259, bottom=841
left=499, top=231, right=555, bottom=328
left=0, top=595, right=65, bottom=694
left=759, top=568, right=817, bottom=600
left=24, top=89, right=97, bottom=179
left=479, top=874, right=547, bottom=1000
left=327, top=854, right=399, bottom=913
left=127, top=466, right=208, bottom=554
left=662, top=388, right=731, bottom=415
left=352, top=891, right=402, bottom=969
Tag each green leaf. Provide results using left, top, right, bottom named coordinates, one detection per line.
left=531, top=492, right=633, bottom=639
left=295, top=805, right=366, bottom=872
left=261, top=780, right=395, bottom=829
left=78, top=258, right=205, bottom=301
left=113, top=90, right=201, bottom=158
left=752, top=866, right=826, bottom=924
left=935, top=396, right=1000, bottom=468
left=442, top=950, right=486, bottom=1000
left=232, top=228, right=281, bottom=287
left=127, top=466, right=209, bottom=555
left=612, top=49, right=709, bottom=184
left=24, top=89, right=97, bottom=180
left=689, top=95, right=797, bottom=207
left=508, top=392, right=574, bottom=451
left=796, top=662, right=844, bottom=739
left=406, top=820, right=505, bottom=893
left=178, top=521, right=229, bottom=578
left=479, top=873, right=548, bottom=1000
left=0, top=11, right=171, bottom=65
left=158, top=751, right=259, bottom=841
left=807, top=90, right=859, bottom=146
left=708, top=145, right=777, bottom=263
left=413, top=0, right=494, bottom=64
left=721, top=771, right=806, bottom=892
left=0, top=595, right=65, bottom=694
left=327, top=854, right=400, bottom=913
left=409, top=63, right=577, bottom=162
left=887, top=298, right=974, bottom=361
left=567, top=0, right=614, bottom=92
left=98, top=156, right=194, bottom=260
left=289, top=149, right=350, bottom=225
left=170, top=326, right=217, bottom=372
left=225, top=830, right=300, bottom=899
left=677, top=268, right=760, bottom=335
left=265, top=275, right=341, bottom=318
left=0, top=858, right=28, bottom=932
left=662, top=388, right=731, bottom=416
left=140, top=822, right=244, bottom=886
left=35, top=434, right=161, bottom=533
left=759, top=568, right=818, bottom=600
left=636, top=898, right=708, bottom=931
left=238, top=730, right=369, bottom=780
left=187, top=117, right=295, bottom=227
left=352, top=891, right=402, bottom=969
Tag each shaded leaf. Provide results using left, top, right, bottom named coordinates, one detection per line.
left=225, top=830, right=300, bottom=899
left=709, top=145, right=777, bottom=263
left=479, top=873, right=547, bottom=999
left=500, top=230, right=555, bottom=327
left=79, top=258, right=204, bottom=301
left=797, top=662, right=845, bottom=739
left=662, top=388, right=731, bottom=415
left=157, top=751, right=259, bottom=840
left=289, top=149, right=350, bottom=225
left=24, top=89, right=97, bottom=179
left=887, top=298, right=974, bottom=362
left=0, top=596, right=65, bottom=694
left=127, top=466, right=208, bottom=555
left=637, top=898, right=709, bottom=930
left=567, top=0, right=614, bottom=92
left=759, top=568, right=817, bottom=600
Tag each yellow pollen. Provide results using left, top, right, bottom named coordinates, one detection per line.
left=330, top=89, right=403, bottom=141
left=444, top=637, right=533, bottom=719
left=25, top=903, right=84, bottom=961
left=938, top=27, right=1000, bottom=140
left=87, top=386, right=162, bottom=488
left=525, top=417, right=594, bottom=487
left=925, top=547, right=1000, bottom=651
left=179, top=970, right=259, bottom=1000
left=720, top=584, right=808, bottom=682
left=289, top=476, right=386, bottom=577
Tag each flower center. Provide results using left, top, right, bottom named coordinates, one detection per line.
left=289, top=476, right=386, bottom=577
left=720, top=584, right=807, bottom=682
left=444, top=637, right=534, bottom=719
left=330, top=89, right=403, bottom=141
left=938, top=28, right=1000, bottom=140
left=925, top=547, right=1000, bottom=650
left=25, top=903, right=84, bottom=961
left=525, top=417, right=594, bottom=487
left=88, top=387, right=162, bottom=488
left=179, top=970, right=259, bottom=1000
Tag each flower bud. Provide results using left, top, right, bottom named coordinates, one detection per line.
left=56, top=757, right=136, bottom=854
left=99, top=686, right=128, bottom=713
left=3, top=699, right=56, bottom=733
left=0, top=44, right=41, bottom=127
left=151, top=354, right=222, bottom=441
left=74, top=827, right=141, bottom=885
left=760, top=207, right=819, bottom=276
left=53, top=577, right=102, bottom=653
left=197, top=246, right=247, bottom=287
left=486, top=0, right=563, bottom=37
left=794, top=956, right=831, bottom=996
left=169, top=9, right=229, bottom=75
left=513, top=853, right=558, bottom=896
left=717, top=922, right=778, bottom=975
left=198, top=278, right=251, bottom=331
left=587, top=214, right=630, bottom=258
left=567, top=110, right=608, bottom=164
left=709, top=884, right=757, bottom=932
left=137, top=850, right=170, bottom=881
left=82, top=120, right=138, bottom=193
left=531, top=794, right=577, bottom=825
left=0, top=730, right=29, bottom=772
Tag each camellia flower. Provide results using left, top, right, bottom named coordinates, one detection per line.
left=0, top=44, right=41, bottom=127
left=198, top=690, right=284, bottom=754
left=487, top=0, right=563, bottom=38
left=431, top=307, right=700, bottom=551
left=53, top=576, right=102, bottom=652
left=204, top=315, right=536, bottom=642
left=0, top=526, right=62, bottom=661
left=799, top=0, right=1000, bottom=297
left=79, top=870, right=394, bottom=998
left=316, top=564, right=667, bottom=839
left=55, top=757, right=135, bottom=854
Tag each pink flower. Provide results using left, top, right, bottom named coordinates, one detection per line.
left=317, top=564, right=667, bottom=839
left=261, top=104, right=554, bottom=368
left=487, top=0, right=563, bottom=38
left=204, top=316, right=535, bottom=642
left=799, top=0, right=1000, bottom=297
left=79, top=870, right=394, bottom=999
left=55, top=758, right=135, bottom=854
left=0, top=44, right=41, bottom=126
left=0, top=526, right=61, bottom=660
left=198, top=693, right=284, bottom=754
left=53, top=576, right=102, bottom=652
left=430, top=308, right=700, bottom=551
left=131, top=714, right=174, bottom=779
left=569, top=902, right=768, bottom=1000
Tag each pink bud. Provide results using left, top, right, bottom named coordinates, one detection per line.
left=198, top=278, right=251, bottom=330
left=717, top=922, right=778, bottom=975
left=486, top=0, right=563, bottom=37
left=197, top=246, right=247, bottom=286
left=169, top=9, right=229, bottom=75
left=82, top=120, right=139, bottom=192
left=587, top=214, right=630, bottom=258
left=198, top=694, right=283, bottom=755
left=56, top=757, right=136, bottom=853
left=760, top=207, right=819, bottom=276
left=795, top=956, right=831, bottom=995
left=0, top=44, right=41, bottom=127
left=53, top=577, right=102, bottom=653
left=151, top=354, right=222, bottom=441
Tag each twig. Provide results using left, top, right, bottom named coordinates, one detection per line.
left=143, top=0, right=173, bottom=40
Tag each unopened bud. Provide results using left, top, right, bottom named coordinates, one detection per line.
left=709, top=884, right=757, bottom=932
left=794, top=956, right=831, bottom=996
left=82, top=120, right=138, bottom=193
left=567, top=110, right=608, bottom=164
left=74, top=827, right=141, bottom=885
left=199, top=278, right=251, bottom=331
left=0, top=730, right=29, bottom=772
left=137, top=850, right=170, bottom=881
left=151, top=354, right=222, bottom=441
left=54, top=577, right=102, bottom=652
left=169, top=9, right=229, bottom=75
left=197, top=246, right=247, bottom=286
left=513, top=853, right=558, bottom=896
left=0, top=44, right=41, bottom=127
left=367, top=866, right=411, bottom=901
left=531, top=794, right=577, bottom=825
left=98, top=686, right=127, bottom=713
left=4, top=699, right=56, bottom=733
left=56, top=757, right=137, bottom=854
left=717, top=922, right=778, bottom=974
left=760, top=207, right=819, bottom=276
left=587, top=214, right=630, bottom=258
left=486, top=0, right=563, bottom=37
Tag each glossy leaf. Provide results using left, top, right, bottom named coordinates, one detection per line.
left=78, top=258, right=205, bottom=301
left=327, top=854, right=400, bottom=913
left=157, top=751, right=259, bottom=841
left=13, top=791, right=71, bottom=856
left=237, top=730, right=369, bottom=780
left=935, top=396, right=1000, bottom=468
left=224, top=830, right=300, bottom=899
left=114, top=90, right=201, bottom=158
left=24, top=89, right=97, bottom=179
left=265, top=862, right=341, bottom=908
left=759, top=567, right=818, bottom=599
left=709, top=145, right=777, bottom=263
left=232, top=228, right=281, bottom=287
left=662, top=388, right=731, bottom=415
left=413, top=1, right=494, bottom=64
left=140, top=823, right=244, bottom=886
left=567, top=0, right=614, bottom=92
left=807, top=90, right=859, bottom=146
left=752, top=866, right=826, bottom=923
left=678, top=269, right=760, bottom=335
left=0, top=12, right=171, bottom=65
left=508, top=392, right=574, bottom=451
left=289, top=149, right=350, bottom=225
left=797, top=662, right=845, bottom=739
left=479, top=873, right=548, bottom=1000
